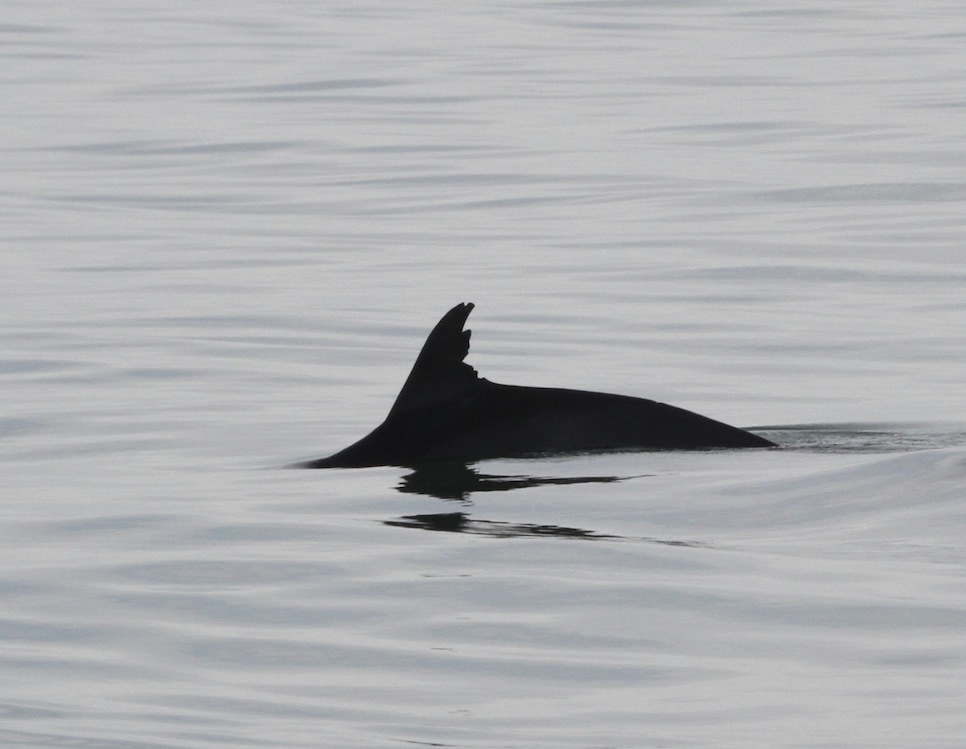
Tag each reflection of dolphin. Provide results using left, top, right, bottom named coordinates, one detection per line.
left=396, top=462, right=632, bottom=501
left=384, top=512, right=708, bottom=546
left=301, top=303, right=775, bottom=468
left=385, top=512, right=617, bottom=539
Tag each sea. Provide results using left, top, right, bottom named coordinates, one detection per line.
left=3, top=1, right=966, bottom=747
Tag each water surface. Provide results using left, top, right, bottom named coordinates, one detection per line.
left=3, top=1, right=966, bottom=747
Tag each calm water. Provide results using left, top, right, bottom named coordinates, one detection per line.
left=4, top=1, right=966, bottom=747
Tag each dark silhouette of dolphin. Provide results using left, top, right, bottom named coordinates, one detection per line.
left=301, top=303, right=775, bottom=468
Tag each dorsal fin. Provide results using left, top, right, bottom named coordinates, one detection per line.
left=388, top=302, right=479, bottom=417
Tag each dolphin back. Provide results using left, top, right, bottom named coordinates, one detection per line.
left=302, top=303, right=775, bottom=468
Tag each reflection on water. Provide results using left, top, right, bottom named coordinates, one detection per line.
left=391, top=463, right=648, bottom=540
left=385, top=511, right=615, bottom=539
left=395, top=461, right=636, bottom=500
left=384, top=511, right=709, bottom=546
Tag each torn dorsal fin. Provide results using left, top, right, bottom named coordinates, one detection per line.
left=388, top=302, right=479, bottom=417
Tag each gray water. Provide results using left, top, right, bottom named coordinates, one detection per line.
left=3, top=1, right=966, bottom=747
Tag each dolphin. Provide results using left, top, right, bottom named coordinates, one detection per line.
left=301, top=303, right=775, bottom=468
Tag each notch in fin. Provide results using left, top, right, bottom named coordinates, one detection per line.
left=388, top=302, right=478, bottom=416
